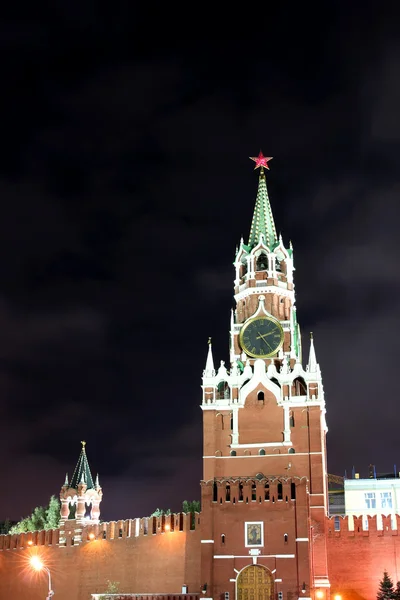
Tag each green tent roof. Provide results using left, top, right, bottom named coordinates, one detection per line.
left=248, top=167, right=278, bottom=251
left=70, top=442, right=95, bottom=490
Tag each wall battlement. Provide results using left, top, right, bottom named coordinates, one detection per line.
left=0, top=511, right=200, bottom=551
left=326, top=513, right=400, bottom=535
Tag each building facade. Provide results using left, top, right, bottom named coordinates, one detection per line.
left=1, top=154, right=400, bottom=600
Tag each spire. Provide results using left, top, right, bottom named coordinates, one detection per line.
left=64, top=473, right=69, bottom=486
left=307, top=332, right=318, bottom=373
left=248, top=153, right=278, bottom=251
left=70, top=441, right=95, bottom=490
left=204, top=337, right=215, bottom=377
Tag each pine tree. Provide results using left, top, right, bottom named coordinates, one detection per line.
left=9, top=496, right=61, bottom=534
left=393, top=581, right=400, bottom=600
left=377, top=570, right=395, bottom=600
left=182, top=500, right=200, bottom=513
left=45, top=496, right=61, bottom=529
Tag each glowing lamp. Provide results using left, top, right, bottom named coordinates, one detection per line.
left=27, top=540, right=33, bottom=546
left=334, top=596, right=342, bottom=600
left=165, top=524, right=170, bottom=531
left=88, top=532, right=95, bottom=540
left=30, top=556, right=44, bottom=571
left=316, top=591, right=324, bottom=599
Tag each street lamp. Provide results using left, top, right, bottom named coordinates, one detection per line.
left=30, top=556, right=54, bottom=599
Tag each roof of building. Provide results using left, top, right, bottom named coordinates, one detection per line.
left=248, top=167, right=278, bottom=251
left=69, top=441, right=95, bottom=490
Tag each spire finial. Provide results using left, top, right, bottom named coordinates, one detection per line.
left=248, top=152, right=277, bottom=251
left=249, top=151, right=273, bottom=170
left=208, top=337, right=212, bottom=345
left=81, top=441, right=86, bottom=451
left=310, top=331, right=313, bottom=340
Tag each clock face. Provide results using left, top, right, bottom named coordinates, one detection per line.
left=239, top=315, right=284, bottom=358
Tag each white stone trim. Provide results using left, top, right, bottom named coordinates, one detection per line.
left=231, top=441, right=292, bottom=449
left=201, top=540, right=214, bottom=543
left=214, top=554, right=295, bottom=559
left=235, top=286, right=294, bottom=303
left=295, top=538, right=309, bottom=542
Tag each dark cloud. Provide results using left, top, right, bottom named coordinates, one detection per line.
left=0, top=9, right=400, bottom=521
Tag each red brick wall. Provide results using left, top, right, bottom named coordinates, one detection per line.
left=0, top=515, right=201, bottom=600
left=326, top=515, right=400, bottom=600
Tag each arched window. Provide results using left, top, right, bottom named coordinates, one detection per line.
left=213, top=482, right=218, bottom=502
left=259, top=449, right=266, bottom=455
left=277, top=483, right=283, bottom=500
left=225, top=485, right=230, bottom=502
left=288, top=448, right=295, bottom=454
left=251, top=483, right=257, bottom=501
left=230, top=450, right=236, bottom=456
left=221, top=533, right=225, bottom=544
left=284, top=533, right=288, bottom=543
left=256, top=253, right=268, bottom=271
left=216, top=381, right=230, bottom=400
left=292, top=377, right=307, bottom=396
left=291, top=483, right=296, bottom=500
left=265, top=483, right=270, bottom=501
left=289, top=412, right=295, bottom=427
left=257, top=391, right=265, bottom=402
left=239, top=483, right=244, bottom=502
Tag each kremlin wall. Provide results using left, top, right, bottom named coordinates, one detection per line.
left=1, top=504, right=400, bottom=598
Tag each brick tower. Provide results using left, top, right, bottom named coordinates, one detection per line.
left=200, top=154, right=330, bottom=600
left=59, top=441, right=103, bottom=544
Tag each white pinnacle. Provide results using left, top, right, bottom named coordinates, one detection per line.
left=204, top=338, right=215, bottom=377
left=307, top=332, right=318, bottom=373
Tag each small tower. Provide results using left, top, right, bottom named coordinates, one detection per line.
left=59, top=441, right=103, bottom=525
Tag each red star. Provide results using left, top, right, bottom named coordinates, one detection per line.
left=249, top=151, right=273, bottom=170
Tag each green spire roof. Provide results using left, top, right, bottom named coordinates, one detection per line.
left=248, top=167, right=278, bottom=251
left=70, top=441, right=95, bottom=490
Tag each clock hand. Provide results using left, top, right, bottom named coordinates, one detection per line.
left=257, top=331, right=272, bottom=351
left=256, top=331, right=276, bottom=340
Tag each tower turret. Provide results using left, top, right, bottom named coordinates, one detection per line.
left=59, top=441, right=103, bottom=525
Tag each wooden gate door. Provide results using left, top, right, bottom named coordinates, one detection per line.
left=237, top=565, right=274, bottom=600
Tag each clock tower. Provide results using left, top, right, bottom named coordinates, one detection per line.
left=200, top=154, right=330, bottom=600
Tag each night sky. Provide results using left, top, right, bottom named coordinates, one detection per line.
left=1, top=5, right=400, bottom=522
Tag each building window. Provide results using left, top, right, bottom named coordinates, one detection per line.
left=230, top=450, right=236, bottom=456
left=381, top=491, right=393, bottom=510
left=259, top=449, right=266, bottom=455
left=364, top=492, right=376, bottom=510
left=257, top=391, right=265, bottom=402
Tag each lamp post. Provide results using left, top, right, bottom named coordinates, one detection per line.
left=30, top=556, right=54, bottom=599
